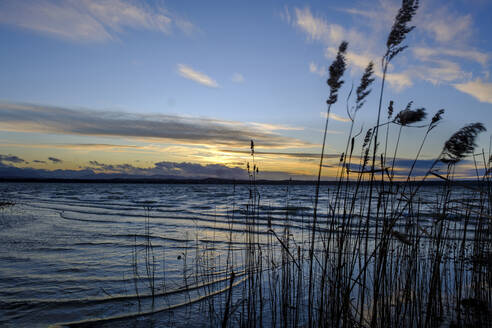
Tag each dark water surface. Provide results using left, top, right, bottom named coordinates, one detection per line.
left=0, top=182, right=473, bottom=327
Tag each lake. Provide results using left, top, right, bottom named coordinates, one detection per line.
left=0, top=182, right=487, bottom=327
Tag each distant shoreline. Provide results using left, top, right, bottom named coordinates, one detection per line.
left=0, top=177, right=476, bottom=185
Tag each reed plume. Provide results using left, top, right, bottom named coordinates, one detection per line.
left=441, top=123, right=486, bottom=164
left=309, top=40, right=348, bottom=327
left=388, top=100, right=394, bottom=119
left=385, top=0, right=419, bottom=61
left=327, top=41, right=348, bottom=105
left=356, top=61, right=375, bottom=110
left=394, top=106, right=427, bottom=126
left=429, top=108, right=444, bottom=131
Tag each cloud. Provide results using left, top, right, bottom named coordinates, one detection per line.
left=309, top=62, right=326, bottom=76
left=51, top=159, right=249, bottom=179
left=52, top=143, right=143, bottom=150
left=48, top=157, right=63, bottom=163
left=413, top=58, right=470, bottom=85
left=419, top=9, right=473, bottom=44
left=247, top=122, right=304, bottom=131
left=413, top=47, right=489, bottom=67
left=453, top=79, right=492, bottom=104
left=177, top=64, right=219, bottom=88
left=0, top=102, right=310, bottom=149
left=410, top=46, right=489, bottom=88
left=0, top=0, right=195, bottom=42
left=231, top=73, right=244, bottom=83
left=336, top=1, right=397, bottom=29
left=290, top=7, right=363, bottom=47
left=321, top=112, right=351, bottom=123
left=32, top=160, right=46, bottom=164
left=0, top=154, right=25, bottom=163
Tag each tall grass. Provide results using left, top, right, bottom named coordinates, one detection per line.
left=115, top=0, right=491, bottom=327
left=208, top=0, right=490, bottom=326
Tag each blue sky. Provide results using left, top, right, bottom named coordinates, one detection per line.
left=0, top=0, right=491, bottom=179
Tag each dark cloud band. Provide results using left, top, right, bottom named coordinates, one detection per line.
left=0, top=102, right=309, bottom=148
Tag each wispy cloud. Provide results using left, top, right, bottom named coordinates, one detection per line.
left=53, top=143, right=142, bottom=150
left=422, top=61, right=470, bottom=85
left=289, top=7, right=363, bottom=47
left=0, top=0, right=195, bottom=42
left=413, top=47, right=489, bottom=67
left=177, top=64, right=219, bottom=88
left=231, top=73, right=244, bottom=83
left=0, top=102, right=311, bottom=149
left=87, top=160, right=249, bottom=179
left=248, top=122, right=304, bottom=131
left=321, top=112, right=351, bottom=123
left=453, top=79, right=492, bottom=104
left=419, top=8, right=473, bottom=44
left=309, top=62, right=326, bottom=76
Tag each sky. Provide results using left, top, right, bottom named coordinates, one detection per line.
left=0, top=0, right=491, bottom=180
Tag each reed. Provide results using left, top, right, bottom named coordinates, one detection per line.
left=121, top=0, right=490, bottom=327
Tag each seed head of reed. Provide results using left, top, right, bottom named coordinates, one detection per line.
left=363, top=128, right=372, bottom=148
left=429, top=109, right=445, bottom=131
left=441, top=123, right=486, bottom=164
left=388, top=100, right=394, bottom=119
left=363, top=147, right=370, bottom=166
left=327, top=41, right=348, bottom=105
left=395, top=106, right=426, bottom=126
left=386, top=0, right=419, bottom=61
left=250, top=139, right=255, bottom=155
left=356, top=61, right=375, bottom=110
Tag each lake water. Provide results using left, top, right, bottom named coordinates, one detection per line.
left=0, top=182, right=480, bottom=327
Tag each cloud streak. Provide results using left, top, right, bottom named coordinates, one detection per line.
left=0, top=0, right=195, bottom=42
left=0, top=102, right=310, bottom=149
left=321, top=112, right=351, bottom=123
left=177, top=64, right=219, bottom=88
left=419, top=7, right=473, bottom=44
left=290, top=7, right=363, bottom=46
left=453, top=79, right=492, bottom=104
left=413, top=47, right=489, bottom=67
left=88, top=160, right=249, bottom=179
left=309, top=62, right=326, bottom=76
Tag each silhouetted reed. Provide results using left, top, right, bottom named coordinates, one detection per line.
left=114, top=1, right=490, bottom=327
left=441, top=123, right=487, bottom=165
